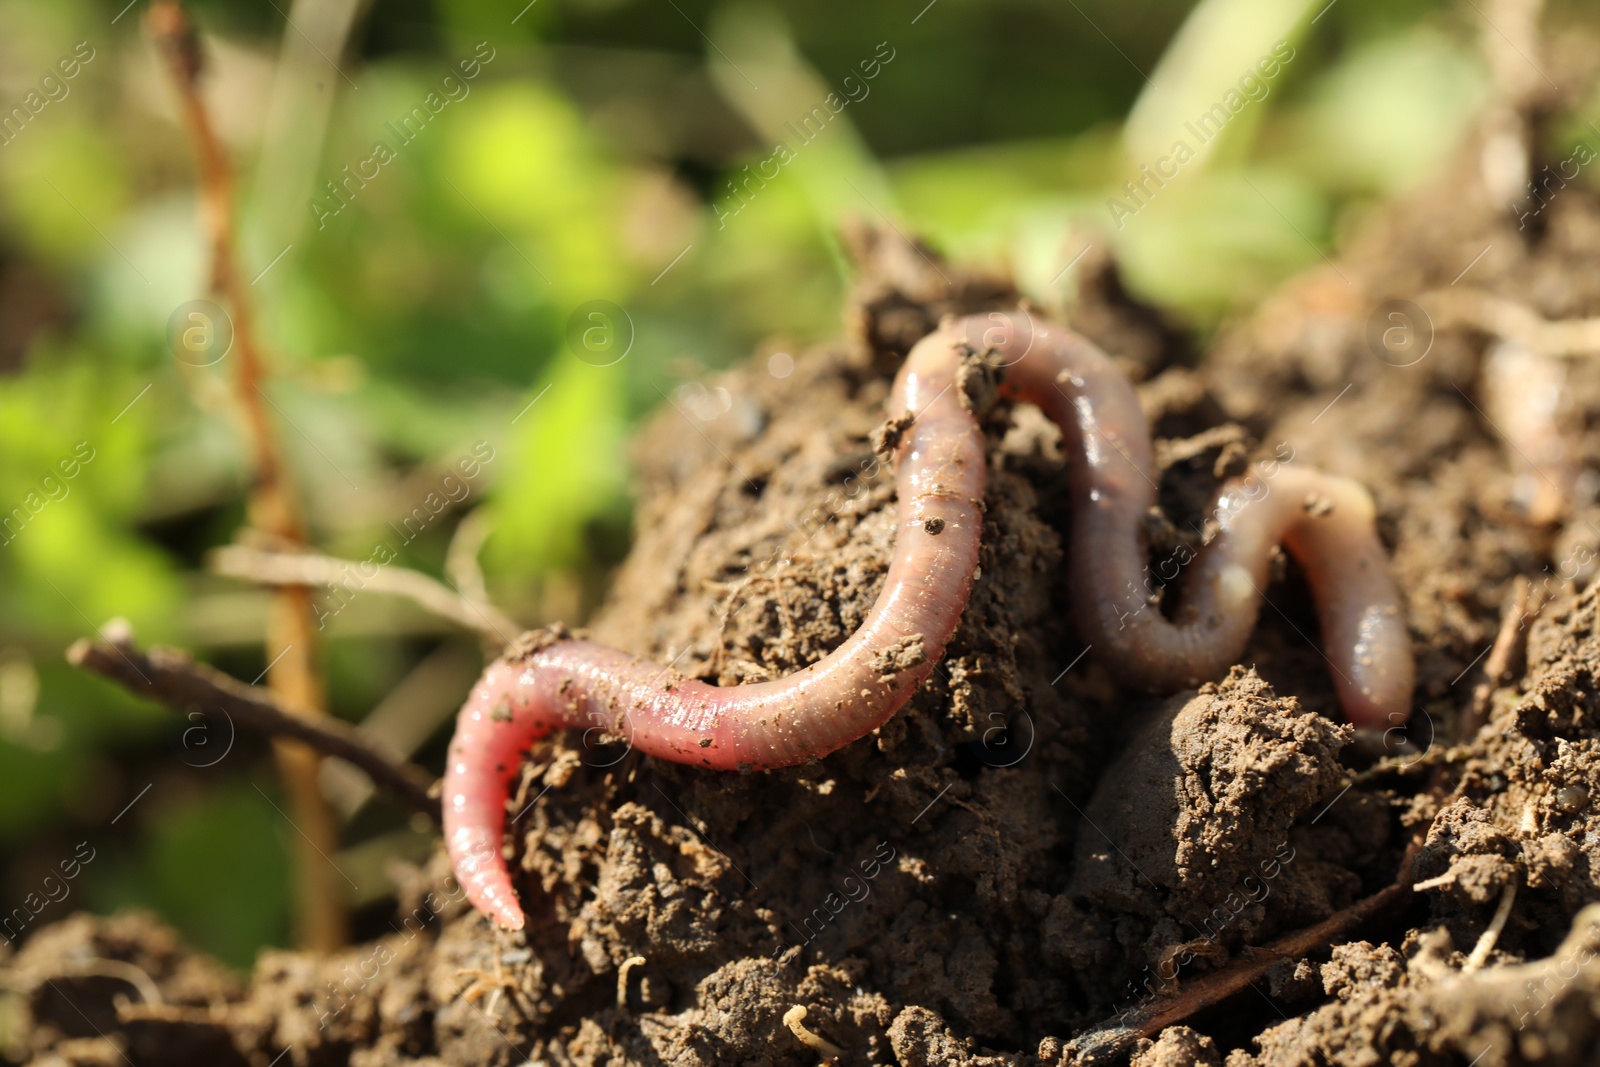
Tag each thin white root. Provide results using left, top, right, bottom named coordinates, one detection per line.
left=617, top=955, right=646, bottom=1009
left=211, top=543, right=519, bottom=639
left=783, top=1004, right=843, bottom=1059
left=67, top=960, right=164, bottom=1006
left=1412, top=872, right=1458, bottom=892
left=1423, top=289, right=1600, bottom=358
left=1518, top=799, right=1540, bottom=838
left=1463, top=578, right=1532, bottom=737
left=1465, top=881, right=1519, bottom=972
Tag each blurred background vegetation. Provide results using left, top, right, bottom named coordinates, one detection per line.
left=0, top=0, right=1588, bottom=977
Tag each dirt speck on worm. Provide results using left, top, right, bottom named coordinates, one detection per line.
left=870, top=634, right=928, bottom=683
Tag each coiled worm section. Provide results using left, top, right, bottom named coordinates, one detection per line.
left=444, top=313, right=1414, bottom=930
left=983, top=310, right=1412, bottom=728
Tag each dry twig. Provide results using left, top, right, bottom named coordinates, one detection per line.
left=210, top=543, right=519, bottom=641
left=148, top=0, right=347, bottom=948
left=1461, top=578, right=1532, bottom=739
left=1068, top=844, right=1419, bottom=1060
left=68, top=637, right=437, bottom=818
left=1423, top=289, right=1600, bottom=357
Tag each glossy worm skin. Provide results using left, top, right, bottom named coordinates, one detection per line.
left=444, top=313, right=1414, bottom=930
left=985, top=311, right=1413, bottom=728
left=445, top=324, right=986, bottom=930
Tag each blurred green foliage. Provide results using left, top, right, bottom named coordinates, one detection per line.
left=0, top=0, right=1579, bottom=968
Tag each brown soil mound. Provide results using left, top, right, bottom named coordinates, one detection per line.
left=11, top=115, right=1600, bottom=1066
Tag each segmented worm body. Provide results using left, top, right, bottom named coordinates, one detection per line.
left=444, top=312, right=1413, bottom=929
left=446, top=328, right=986, bottom=930
left=986, top=313, right=1413, bottom=726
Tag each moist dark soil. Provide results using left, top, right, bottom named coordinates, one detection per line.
left=12, top=78, right=1600, bottom=1067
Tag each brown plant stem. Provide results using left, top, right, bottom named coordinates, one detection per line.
left=147, top=0, right=347, bottom=949
left=1461, top=578, right=1532, bottom=739
left=68, top=638, right=437, bottom=819
left=1068, top=843, right=1420, bottom=1060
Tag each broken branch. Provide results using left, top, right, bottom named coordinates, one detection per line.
left=148, top=0, right=347, bottom=949
left=1067, top=844, right=1419, bottom=1060
left=68, top=637, right=437, bottom=819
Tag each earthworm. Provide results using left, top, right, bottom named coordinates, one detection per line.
left=445, top=323, right=987, bottom=930
left=982, top=311, right=1413, bottom=727
left=444, top=312, right=1413, bottom=930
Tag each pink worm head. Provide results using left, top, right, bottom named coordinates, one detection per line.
left=443, top=311, right=1416, bottom=930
